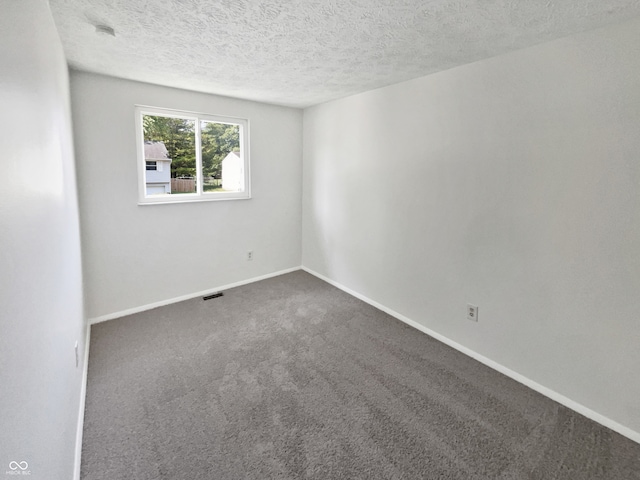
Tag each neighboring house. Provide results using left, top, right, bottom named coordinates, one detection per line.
left=144, top=141, right=172, bottom=195
left=221, top=151, right=244, bottom=191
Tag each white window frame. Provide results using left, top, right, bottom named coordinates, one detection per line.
left=135, top=105, right=250, bottom=205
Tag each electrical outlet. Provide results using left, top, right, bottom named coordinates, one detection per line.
left=75, top=341, right=79, bottom=367
left=467, top=304, right=478, bottom=322
left=247, top=250, right=253, bottom=261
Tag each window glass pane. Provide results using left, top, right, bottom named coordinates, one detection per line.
left=142, top=115, right=196, bottom=196
left=136, top=107, right=249, bottom=204
left=200, top=120, right=242, bottom=193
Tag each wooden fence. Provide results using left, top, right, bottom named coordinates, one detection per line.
left=171, top=178, right=196, bottom=193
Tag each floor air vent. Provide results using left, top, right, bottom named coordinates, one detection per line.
left=203, top=292, right=224, bottom=301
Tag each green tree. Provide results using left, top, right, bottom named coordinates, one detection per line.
left=201, top=121, right=240, bottom=179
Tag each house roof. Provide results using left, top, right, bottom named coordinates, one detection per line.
left=144, top=141, right=171, bottom=161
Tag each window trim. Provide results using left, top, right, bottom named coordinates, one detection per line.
left=135, top=105, right=251, bottom=205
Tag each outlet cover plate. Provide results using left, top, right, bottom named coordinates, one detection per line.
left=467, top=304, right=478, bottom=322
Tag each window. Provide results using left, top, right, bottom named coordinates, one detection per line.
left=135, top=106, right=250, bottom=204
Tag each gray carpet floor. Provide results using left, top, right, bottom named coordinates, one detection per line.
left=81, top=271, right=640, bottom=479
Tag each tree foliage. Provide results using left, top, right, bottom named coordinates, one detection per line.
left=201, top=121, right=240, bottom=179
left=142, top=115, right=239, bottom=179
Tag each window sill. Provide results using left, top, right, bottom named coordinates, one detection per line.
left=138, top=194, right=251, bottom=205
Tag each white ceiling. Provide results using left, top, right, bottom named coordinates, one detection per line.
left=50, top=0, right=640, bottom=108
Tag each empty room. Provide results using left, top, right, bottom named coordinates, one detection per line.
left=2, top=0, right=640, bottom=478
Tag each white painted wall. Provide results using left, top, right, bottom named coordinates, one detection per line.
left=303, top=17, right=640, bottom=435
left=0, top=1, right=86, bottom=478
left=70, top=72, right=302, bottom=319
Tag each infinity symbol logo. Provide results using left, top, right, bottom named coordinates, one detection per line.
left=9, top=461, right=28, bottom=471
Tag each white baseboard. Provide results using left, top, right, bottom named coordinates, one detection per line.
left=301, top=266, right=640, bottom=445
left=73, top=323, right=91, bottom=480
left=88, top=266, right=301, bottom=325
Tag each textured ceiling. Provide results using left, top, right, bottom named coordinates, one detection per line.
left=50, top=0, right=640, bottom=108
